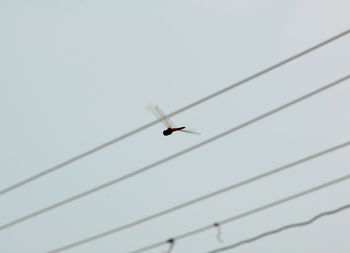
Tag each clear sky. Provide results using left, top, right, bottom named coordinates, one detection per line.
left=1, top=0, right=350, bottom=253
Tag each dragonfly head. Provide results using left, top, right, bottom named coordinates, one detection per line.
left=163, top=129, right=172, bottom=136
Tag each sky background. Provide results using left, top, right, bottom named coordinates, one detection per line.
left=1, top=0, right=350, bottom=252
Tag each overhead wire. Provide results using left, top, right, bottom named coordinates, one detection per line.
left=1, top=75, right=349, bottom=232
left=207, top=203, right=350, bottom=253
left=1, top=137, right=349, bottom=234
left=3, top=140, right=349, bottom=252
left=1, top=29, right=349, bottom=196
left=129, top=174, right=350, bottom=253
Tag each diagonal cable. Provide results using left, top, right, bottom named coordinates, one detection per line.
left=129, top=174, right=350, bottom=253
left=4, top=140, right=350, bottom=250
left=207, top=203, right=350, bottom=253
left=1, top=29, right=349, bottom=196
left=17, top=141, right=350, bottom=249
left=0, top=75, right=349, bottom=232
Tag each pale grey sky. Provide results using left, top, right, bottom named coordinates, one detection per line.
left=1, top=1, right=350, bottom=253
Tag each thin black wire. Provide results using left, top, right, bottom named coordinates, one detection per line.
left=129, top=174, right=350, bottom=253
left=1, top=75, right=348, bottom=232
left=0, top=75, right=350, bottom=233
left=40, top=141, right=350, bottom=253
left=1, top=29, right=349, bottom=196
left=207, top=203, right=350, bottom=253
left=25, top=139, right=344, bottom=250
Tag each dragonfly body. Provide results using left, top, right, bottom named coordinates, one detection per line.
left=163, top=127, right=186, bottom=136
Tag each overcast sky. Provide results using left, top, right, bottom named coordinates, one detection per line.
left=1, top=1, right=350, bottom=253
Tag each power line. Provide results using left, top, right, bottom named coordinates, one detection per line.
left=2, top=75, right=349, bottom=231
left=129, top=174, right=350, bottom=253
left=25, top=139, right=348, bottom=252
left=1, top=75, right=349, bottom=232
left=207, top=203, right=350, bottom=253
left=1, top=29, right=349, bottom=196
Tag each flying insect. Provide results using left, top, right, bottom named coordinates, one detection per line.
left=149, top=105, right=199, bottom=136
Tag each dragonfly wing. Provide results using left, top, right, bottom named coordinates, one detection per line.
left=179, top=129, right=201, bottom=135
left=148, top=105, right=170, bottom=127
left=154, top=105, right=176, bottom=128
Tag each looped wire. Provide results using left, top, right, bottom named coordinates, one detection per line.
left=163, top=238, right=175, bottom=253
left=214, top=222, right=224, bottom=243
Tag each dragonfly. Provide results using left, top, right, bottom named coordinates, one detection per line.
left=149, top=105, right=199, bottom=136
